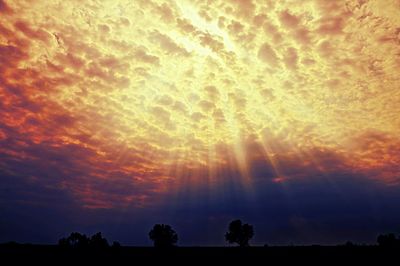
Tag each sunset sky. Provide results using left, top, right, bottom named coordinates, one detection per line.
left=1, top=0, right=400, bottom=245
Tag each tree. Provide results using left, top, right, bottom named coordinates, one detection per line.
left=225, top=219, right=254, bottom=247
left=149, top=224, right=178, bottom=247
left=111, top=241, right=121, bottom=248
left=377, top=233, right=400, bottom=247
left=89, top=232, right=109, bottom=249
left=58, top=232, right=89, bottom=249
left=58, top=232, right=110, bottom=249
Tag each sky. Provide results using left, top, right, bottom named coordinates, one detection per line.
left=1, top=0, right=400, bottom=246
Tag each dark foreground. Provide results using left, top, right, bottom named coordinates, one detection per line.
left=1, top=244, right=398, bottom=265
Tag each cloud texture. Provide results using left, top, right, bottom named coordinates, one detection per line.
left=1, top=0, right=400, bottom=244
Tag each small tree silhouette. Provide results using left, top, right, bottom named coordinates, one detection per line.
left=58, top=232, right=89, bottom=249
left=89, top=232, right=109, bottom=249
left=58, top=232, right=110, bottom=249
left=377, top=233, right=400, bottom=247
left=111, top=241, right=121, bottom=248
left=149, top=224, right=178, bottom=247
left=225, top=219, right=254, bottom=247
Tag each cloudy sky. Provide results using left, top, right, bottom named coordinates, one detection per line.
left=1, top=0, right=400, bottom=245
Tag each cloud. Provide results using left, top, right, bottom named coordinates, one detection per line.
left=171, top=101, right=187, bottom=113
left=55, top=52, right=85, bottom=70
left=263, top=22, right=283, bottom=43
left=291, top=27, right=312, bottom=45
left=150, top=105, right=171, bottom=121
left=176, top=18, right=196, bottom=33
left=204, top=85, right=219, bottom=98
left=156, top=3, right=175, bottom=23
left=198, top=100, right=215, bottom=112
left=0, top=119, right=172, bottom=209
left=259, top=88, right=275, bottom=101
left=317, top=16, right=345, bottom=35
left=0, top=44, right=27, bottom=68
left=0, top=0, right=12, bottom=14
left=227, top=20, right=245, bottom=35
left=253, top=14, right=267, bottom=27
left=149, top=31, right=189, bottom=56
left=134, top=48, right=160, bottom=64
left=346, top=130, right=400, bottom=184
left=198, top=32, right=225, bottom=53
left=156, top=94, right=174, bottom=106
left=1, top=0, right=400, bottom=245
left=229, top=0, right=255, bottom=18
left=191, top=112, right=206, bottom=122
left=283, top=47, right=298, bottom=70
left=14, top=21, right=51, bottom=43
left=279, top=10, right=301, bottom=28
left=258, top=43, right=279, bottom=66
left=317, top=40, right=334, bottom=58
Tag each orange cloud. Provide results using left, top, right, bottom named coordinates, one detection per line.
left=279, top=10, right=301, bottom=28
left=258, top=43, right=279, bottom=66
left=0, top=0, right=12, bottom=14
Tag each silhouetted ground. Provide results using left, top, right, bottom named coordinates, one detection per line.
left=1, top=244, right=398, bottom=265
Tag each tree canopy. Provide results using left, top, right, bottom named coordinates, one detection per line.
left=149, top=224, right=178, bottom=247
left=225, top=219, right=254, bottom=247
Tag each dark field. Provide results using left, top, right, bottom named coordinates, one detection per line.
left=1, top=244, right=398, bottom=264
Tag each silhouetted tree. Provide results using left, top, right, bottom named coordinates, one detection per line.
left=89, top=232, right=109, bottom=249
left=111, top=241, right=121, bottom=248
left=225, top=219, right=254, bottom=247
left=58, top=232, right=89, bottom=249
left=149, top=224, right=178, bottom=247
left=377, top=233, right=400, bottom=247
left=344, top=241, right=355, bottom=247
left=58, top=232, right=111, bottom=249
left=58, top=237, right=69, bottom=248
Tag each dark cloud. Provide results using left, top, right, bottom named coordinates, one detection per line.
left=14, top=21, right=51, bottom=43
left=0, top=0, right=12, bottom=14
left=1, top=125, right=400, bottom=245
left=0, top=44, right=27, bottom=68
left=162, top=141, right=400, bottom=245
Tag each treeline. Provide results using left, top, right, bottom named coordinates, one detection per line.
left=55, top=219, right=400, bottom=249
left=58, top=219, right=253, bottom=249
left=58, top=232, right=121, bottom=249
